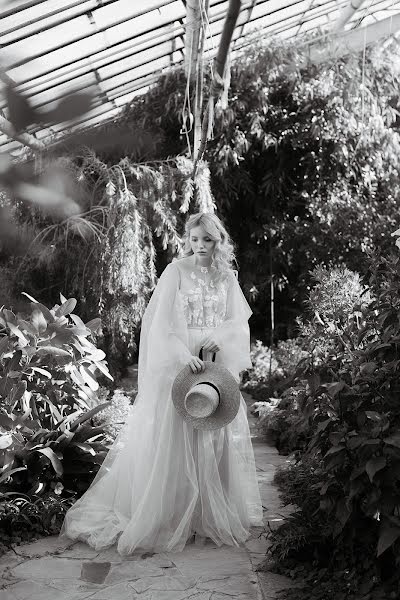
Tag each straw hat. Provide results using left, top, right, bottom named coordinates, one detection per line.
left=171, top=352, right=240, bottom=430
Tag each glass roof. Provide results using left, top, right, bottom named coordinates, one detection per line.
left=1, top=0, right=400, bottom=156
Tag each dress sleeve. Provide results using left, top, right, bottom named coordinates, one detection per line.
left=138, top=263, right=191, bottom=390
left=212, top=270, right=253, bottom=379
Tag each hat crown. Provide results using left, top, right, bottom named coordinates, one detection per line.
left=184, top=383, right=220, bottom=418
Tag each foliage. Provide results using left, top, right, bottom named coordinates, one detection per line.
left=2, top=150, right=219, bottom=376
left=0, top=494, right=74, bottom=556
left=260, top=249, right=400, bottom=598
left=0, top=294, right=112, bottom=496
left=121, top=36, right=400, bottom=339
left=244, top=339, right=283, bottom=385
left=267, top=460, right=399, bottom=600
left=93, top=389, right=133, bottom=442
left=252, top=384, right=314, bottom=455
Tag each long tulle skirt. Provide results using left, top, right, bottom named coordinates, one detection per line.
left=60, top=328, right=263, bottom=554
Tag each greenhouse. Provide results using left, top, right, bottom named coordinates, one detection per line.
left=1, top=1, right=400, bottom=599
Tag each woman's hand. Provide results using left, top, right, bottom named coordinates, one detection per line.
left=187, top=355, right=205, bottom=374
left=201, top=335, right=220, bottom=353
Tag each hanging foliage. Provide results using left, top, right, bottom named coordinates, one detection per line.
left=1, top=144, right=216, bottom=377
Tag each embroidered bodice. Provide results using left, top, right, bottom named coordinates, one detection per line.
left=177, top=264, right=229, bottom=329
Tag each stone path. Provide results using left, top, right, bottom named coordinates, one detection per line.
left=0, top=390, right=296, bottom=600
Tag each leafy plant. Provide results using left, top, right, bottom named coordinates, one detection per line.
left=0, top=493, right=74, bottom=556
left=0, top=293, right=113, bottom=496
left=262, top=249, right=400, bottom=598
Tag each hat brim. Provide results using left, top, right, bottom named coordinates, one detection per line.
left=171, top=361, right=240, bottom=430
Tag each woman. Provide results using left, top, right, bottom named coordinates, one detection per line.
left=60, top=211, right=263, bottom=554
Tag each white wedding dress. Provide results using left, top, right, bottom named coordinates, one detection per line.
left=60, top=257, right=263, bottom=554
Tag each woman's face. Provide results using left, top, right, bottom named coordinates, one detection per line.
left=189, top=224, right=216, bottom=259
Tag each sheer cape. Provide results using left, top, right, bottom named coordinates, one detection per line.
left=60, top=262, right=262, bottom=554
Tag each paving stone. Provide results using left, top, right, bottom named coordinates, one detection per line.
left=86, top=581, right=139, bottom=600
left=0, top=553, right=23, bottom=576
left=0, top=580, right=72, bottom=600
left=244, top=534, right=267, bottom=555
left=10, top=557, right=83, bottom=580
left=197, top=574, right=255, bottom=596
left=104, top=560, right=166, bottom=583
left=44, top=579, right=101, bottom=598
left=170, top=545, right=250, bottom=578
left=130, top=574, right=197, bottom=594
left=139, top=591, right=211, bottom=600
left=13, top=536, right=74, bottom=558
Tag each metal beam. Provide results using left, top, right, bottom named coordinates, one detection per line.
left=8, top=0, right=235, bottom=87
left=334, top=0, right=366, bottom=31
left=7, top=0, right=289, bottom=108
left=3, top=0, right=339, bottom=118
left=7, top=0, right=267, bottom=108
left=4, top=0, right=181, bottom=70
left=0, top=0, right=54, bottom=19
left=309, top=11, right=400, bottom=62
left=2, top=0, right=108, bottom=38
left=1, top=0, right=176, bottom=47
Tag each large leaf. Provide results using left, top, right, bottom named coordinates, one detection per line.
left=7, top=350, right=22, bottom=372
left=3, top=309, right=17, bottom=325
left=31, top=367, right=52, bottom=378
left=377, top=524, right=400, bottom=556
left=0, top=413, right=14, bottom=430
left=31, top=309, right=48, bottom=334
left=79, top=365, right=99, bottom=391
left=21, top=291, right=39, bottom=303
left=36, top=346, right=71, bottom=357
left=34, top=303, right=55, bottom=323
left=9, top=380, right=27, bottom=406
left=69, top=402, right=110, bottom=431
left=0, top=466, right=27, bottom=485
left=7, top=322, right=29, bottom=344
left=0, top=335, right=10, bottom=356
left=93, top=360, right=113, bottom=380
left=71, top=442, right=96, bottom=456
left=85, top=318, right=101, bottom=333
left=18, top=319, right=39, bottom=337
left=326, top=381, right=345, bottom=397
left=55, top=298, right=77, bottom=317
left=384, top=434, right=400, bottom=449
left=37, top=447, right=63, bottom=476
left=360, top=362, right=377, bottom=375
left=366, top=456, right=386, bottom=482
left=70, top=313, right=86, bottom=329
left=73, top=425, right=105, bottom=442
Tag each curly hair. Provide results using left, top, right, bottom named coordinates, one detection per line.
left=182, top=212, right=236, bottom=278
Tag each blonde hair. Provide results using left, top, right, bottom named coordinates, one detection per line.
left=182, top=212, right=236, bottom=277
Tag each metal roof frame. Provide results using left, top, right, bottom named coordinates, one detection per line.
left=1, top=0, right=400, bottom=154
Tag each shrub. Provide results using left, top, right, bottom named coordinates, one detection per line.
left=262, top=252, right=400, bottom=598
left=0, top=493, right=74, bottom=556
left=0, top=293, right=113, bottom=497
